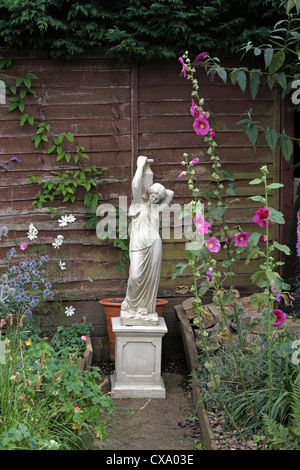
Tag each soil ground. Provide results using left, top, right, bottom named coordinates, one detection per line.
left=91, top=360, right=203, bottom=451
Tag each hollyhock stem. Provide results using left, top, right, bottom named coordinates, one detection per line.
left=191, top=256, right=254, bottom=448
left=261, top=167, right=273, bottom=414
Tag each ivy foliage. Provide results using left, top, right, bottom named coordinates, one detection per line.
left=0, top=0, right=285, bottom=59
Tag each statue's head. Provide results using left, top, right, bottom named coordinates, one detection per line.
left=147, top=183, right=166, bottom=204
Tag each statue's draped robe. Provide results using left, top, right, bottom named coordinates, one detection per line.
left=121, top=201, right=162, bottom=315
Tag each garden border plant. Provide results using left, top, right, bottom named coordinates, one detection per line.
left=174, top=50, right=299, bottom=449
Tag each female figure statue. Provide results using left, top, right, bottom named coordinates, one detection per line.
left=121, top=156, right=174, bottom=325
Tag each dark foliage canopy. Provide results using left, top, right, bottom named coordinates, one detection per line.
left=0, top=0, right=285, bottom=59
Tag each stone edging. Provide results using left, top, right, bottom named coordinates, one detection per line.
left=175, top=304, right=218, bottom=451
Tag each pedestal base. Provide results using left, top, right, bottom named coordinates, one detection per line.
left=111, top=316, right=168, bottom=399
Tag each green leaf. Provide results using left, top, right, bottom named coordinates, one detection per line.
left=209, top=205, right=226, bottom=220
left=264, top=48, right=274, bottom=68
left=236, top=69, right=247, bottom=92
left=268, top=50, right=285, bottom=75
left=249, top=178, right=262, bottom=185
left=267, top=183, right=284, bottom=190
left=265, top=129, right=278, bottom=151
left=226, top=183, right=237, bottom=196
left=172, top=263, right=188, bottom=279
left=273, top=241, right=291, bottom=255
left=245, top=122, right=258, bottom=146
left=278, top=134, right=293, bottom=162
left=251, top=270, right=267, bottom=288
left=275, top=71, right=287, bottom=90
left=222, top=168, right=235, bottom=181
left=250, top=73, right=261, bottom=100
left=248, top=195, right=265, bottom=202
left=268, top=206, right=285, bottom=224
left=215, top=67, right=227, bottom=83
left=65, top=132, right=74, bottom=142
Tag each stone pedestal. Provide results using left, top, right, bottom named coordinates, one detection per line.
left=111, top=316, right=168, bottom=398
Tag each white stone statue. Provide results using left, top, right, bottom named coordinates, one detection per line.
left=120, top=156, right=174, bottom=326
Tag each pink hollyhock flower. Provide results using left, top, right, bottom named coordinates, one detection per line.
left=81, top=335, right=87, bottom=341
left=206, top=236, right=221, bottom=253
left=20, top=242, right=28, bottom=251
left=179, top=57, right=187, bottom=77
left=235, top=232, right=250, bottom=247
left=177, top=171, right=185, bottom=179
left=193, top=214, right=210, bottom=235
left=206, top=269, right=213, bottom=281
left=191, top=157, right=199, bottom=165
left=209, top=129, right=215, bottom=138
left=193, top=117, right=209, bottom=135
left=253, top=207, right=276, bottom=228
left=194, top=52, right=209, bottom=62
left=190, top=99, right=200, bottom=118
left=259, top=234, right=267, bottom=242
left=201, top=112, right=209, bottom=119
left=226, top=237, right=232, bottom=245
left=272, top=309, right=286, bottom=327
left=74, top=407, right=80, bottom=412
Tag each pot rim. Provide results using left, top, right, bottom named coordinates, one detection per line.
left=99, top=298, right=168, bottom=306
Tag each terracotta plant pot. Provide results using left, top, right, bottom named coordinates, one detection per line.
left=99, top=298, right=168, bottom=360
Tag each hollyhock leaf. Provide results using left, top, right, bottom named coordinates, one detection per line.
left=267, top=182, right=284, bottom=189
left=226, top=183, right=237, bottom=196
left=248, top=232, right=261, bottom=246
left=268, top=206, right=285, bottom=224
left=222, top=168, right=235, bottom=181
left=251, top=270, right=267, bottom=288
left=209, top=205, right=225, bottom=220
left=172, top=263, right=188, bottom=279
left=249, top=178, right=262, bottom=185
left=273, top=240, right=291, bottom=255
left=249, top=195, right=265, bottom=202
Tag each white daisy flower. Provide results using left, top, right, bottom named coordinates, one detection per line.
left=65, top=306, right=75, bottom=317
left=52, top=240, right=61, bottom=249
left=27, top=223, right=38, bottom=239
left=59, top=260, right=66, bottom=270
left=58, top=215, right=68, bottom=227
left=67, top=214, right=76, bottom=223
left=28, top=232, right=38, bottom=240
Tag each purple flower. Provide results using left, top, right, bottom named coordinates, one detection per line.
left=272, top=309, right=286, bottom=327
left=206, top=237, right=221, bottom=253
left=206, top=269, right=213, bottom=281
left=194, top=52, right=209, bottom=62
left=235, top=232, right=250, bottom=247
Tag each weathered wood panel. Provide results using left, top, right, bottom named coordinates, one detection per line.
left=0, top=56, right=293, bottom=359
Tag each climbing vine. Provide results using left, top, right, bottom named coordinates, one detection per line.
left=1, top=59, right=107, bottom=225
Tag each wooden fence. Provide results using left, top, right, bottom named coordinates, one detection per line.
left=0, top=55, right=293, bottom=359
